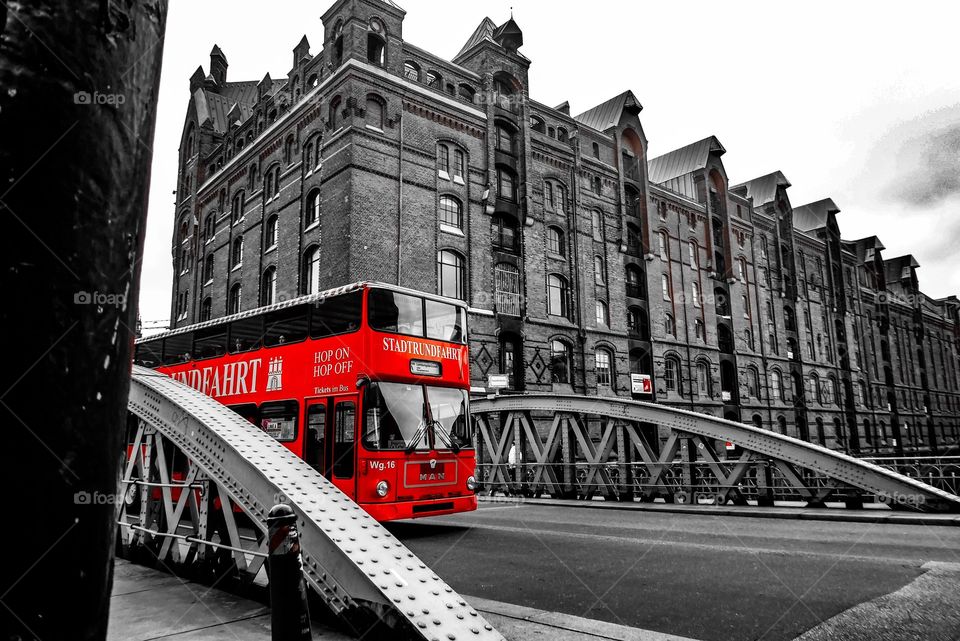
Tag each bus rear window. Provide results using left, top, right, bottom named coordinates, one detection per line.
left=264, top=306, right=309, bottom=347
left=310, top=291, right=362, bottom=338
left=368, top=289, right=424, bottom=337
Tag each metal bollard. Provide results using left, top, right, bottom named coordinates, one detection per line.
left=267, top=503, right=313, bottom=641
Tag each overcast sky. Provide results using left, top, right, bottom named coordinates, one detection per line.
left=138, top=0, right=960, bottom=328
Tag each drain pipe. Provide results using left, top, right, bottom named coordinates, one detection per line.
left=397, top=104, right=404, bottom=284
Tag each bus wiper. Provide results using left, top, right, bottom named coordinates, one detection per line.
left=405, top=422, right=427, bottom=454
left=432, top=420, right=460, bottom=453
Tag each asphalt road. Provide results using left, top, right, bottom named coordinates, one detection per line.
left=386, top=503, right=960, bottom=641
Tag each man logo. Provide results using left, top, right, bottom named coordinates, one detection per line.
left=266, top=356, right=283, bottom=391
left=429, top=459, right=437, bottom=469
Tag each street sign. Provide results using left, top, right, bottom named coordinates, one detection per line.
left=487, top=374, right=509, bottom=390
left=630, top=373, right=652, bottom=395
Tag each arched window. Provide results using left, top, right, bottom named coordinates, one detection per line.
left=626, top=223, right=641, bottom=255
left=365, top=95, right=384, bottom=129
left=261, top=267, right=277, bottom=306
left=496, top=165, right=516, bottom=202
left=770, top=370, right=782, bottom=400
left=248, top=163, right=259, bottom=191
left=807, top=374, right=820, bottom=404
left=746, top=366, right=760, bottom=399
left=595, top=300, right=609, bottom=327
left=425, top=71, right=441, bottom=89
left=692, top=281, right=701, bottom=307
left=200, top=297, right=212, bottom=322
left=663, top=312, right=675, bottom=336
left=594, top=255, right=605, bottom=284
left=329, top=96, right=342, bottom=130
left=437, top=250, right=465, bottom=300
left=496, top=122, right=517, bottom=154
left=547, top=274, right=569, bottom=317
left=591, top=210, right=603, bottom=240
left=367, top=32, right=385, bottom=66
left=231, top=236, right=243, bottom=268
left=203, top=254, right=214, bottom=283
left=625, top=264, right=644, bottom=298
left=664, top=355, right=682, bottom=395
left=305, top=189, right=320, bottom=227
left=302, top=245, right=321, bottom=295
left=546, top=226, right=564, bottom=256
left=308, top=73, right=319, bottom=88
left=457, top=84, right=475, bottom=102
left=696, top=361, right=712, bottom=397
left=694, top=318, right=704, bottom=340
left=283, top=135, right=295, bottom=165
left=491, top=213, right=518, bottom=252
left=228, top=283, right=242, bottom=314
left=265, top=215, right=278, bottom=250
left=627, top=306, right=648, bottom=337
left=403, top=61, right=420, bottom=81
left=494, top=263, right=521, bottom=316
left=592, top=142, right=600, bottom=159
left=744, top=328, right=754, bottom=350
left=437, top=144, right=450, bottom=175
left=657, top=231, right=669, bottom=260
left=593, top=176, right=602, bottom=194
left=439, top=195, right=462, bottom=229
left=332, top=20, right=344, bottom=66
left=551, top=340, right=572, bottom=384
left=595, top=348, right=614, bottom=387
left=530, top=115, right=545, bottom=133
left=269, top=165, right=280, bottom=198
left=231, top=191, right=245, bottom=224
left=661, top=274, right=671, bottom=301
left=304, top=141, right=314, bottom=171
left=453, top=149, right=464, bottom=180
left=203, top=213, right=215, bottom=242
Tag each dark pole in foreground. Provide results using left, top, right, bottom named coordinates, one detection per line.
left=0, top=2, right=167, bottom=639
left=267, top=504, right=313, bottom=641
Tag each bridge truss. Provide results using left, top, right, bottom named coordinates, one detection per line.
left=471, top=394, right=960, bottom=513
left=123, top=366, right=503, bottom=640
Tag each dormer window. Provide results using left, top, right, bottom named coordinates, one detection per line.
left=403, top=61, right=420, bottom=82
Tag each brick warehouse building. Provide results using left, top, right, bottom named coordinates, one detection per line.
left=168, top=0, right=960, bottom=456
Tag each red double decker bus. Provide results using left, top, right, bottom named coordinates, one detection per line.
left=133, top=282, right=477, bottom=521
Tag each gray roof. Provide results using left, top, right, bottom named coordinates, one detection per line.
left=647, top=135, right=725, bottom=185
left=454, top=17, right=498, bottom=62
left=792, top=198, right=840, bottom=232
left=732, top=171, right=791, bottom=208
left=573, top=90, right=642, bottom=133
left=884, top=255, right=920, bottom=284
left=194, top=80, right=281, bottom=134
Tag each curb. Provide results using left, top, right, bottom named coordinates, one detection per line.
left=478, top=496, right=960, bottom=527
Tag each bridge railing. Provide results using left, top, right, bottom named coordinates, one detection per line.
left=861, top=456, right=960, bottom=497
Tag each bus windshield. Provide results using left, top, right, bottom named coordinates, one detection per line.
left=362, top=382, right=471, bottom=451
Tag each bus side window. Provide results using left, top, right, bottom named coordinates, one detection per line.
left=228, top=403, right=259, bottom=424
left=259, top=401, right=299, bottom=442
left=333, top=401, right=355, bottom=478
left=194, top=327, right=227, bottom=359
left=162, top=332, right=193, bottom=365
left=264, top=305, right=309, bottom=347
left=229, top=317, right=263, bottom=353
left=135, top=340, right=162, bottom=366
left=310, top=290, right=362, bottom=338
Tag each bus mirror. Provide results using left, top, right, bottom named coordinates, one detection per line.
left=356, top=375, right=370, bottom=390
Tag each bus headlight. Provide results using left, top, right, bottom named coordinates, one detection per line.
left=466, top=475, right=477, bottom=491
left=376, top=480, right=390, bottom=497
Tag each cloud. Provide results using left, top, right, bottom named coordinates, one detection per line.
left=883, top=105, right=960, bottom=207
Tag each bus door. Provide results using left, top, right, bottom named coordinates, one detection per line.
left=330, top=397, right=357, bottom=497
left=304, top=399, right=328, bottom=474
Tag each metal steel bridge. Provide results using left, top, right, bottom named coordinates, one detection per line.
left=122, top=373, right=959, bottom=640
left=124, top=366, right=503, bottom=640
left=471, top=394, right=960, bottom=513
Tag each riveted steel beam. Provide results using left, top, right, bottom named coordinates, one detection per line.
left=128, top=367, right=504, bottom=640
left=473, top=394, right=960, bottom=513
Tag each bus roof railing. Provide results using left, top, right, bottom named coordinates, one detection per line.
left=136, top=281, right=468, bottom=345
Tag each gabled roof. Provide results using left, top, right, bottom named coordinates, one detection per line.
left=210, top=44, right=226, bottom=62
left=732, top=171, right=791, bottom=208
left=194, top=79, right=277, bottom=134
left=883, top=255, right=920, bottom=284
left=647, top=135, right=724, bottom=185
left=454, top=18, right=498, bottom=62
left=792, top=198, right=840, bottom=232
left=573, top=90, right=642, bottom=133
